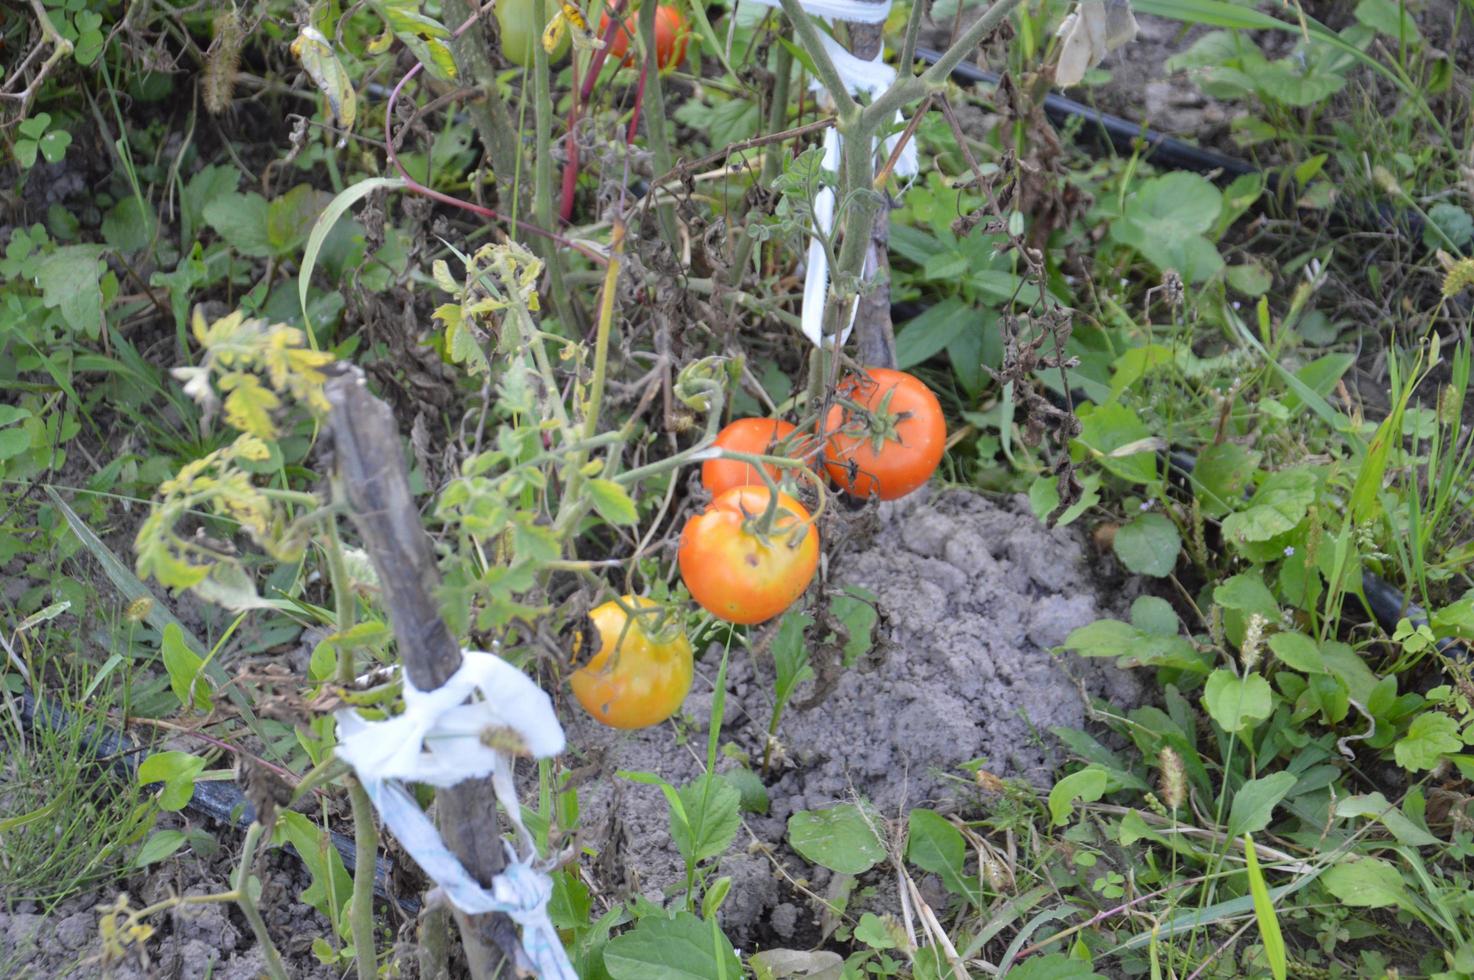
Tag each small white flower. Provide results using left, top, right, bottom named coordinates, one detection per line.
left=1139, top=500, right=1153, bottom=511
left=1283, top=546, right=1295, bottom=557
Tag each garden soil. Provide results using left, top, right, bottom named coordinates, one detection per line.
left=1, top=489, right=1143, bottom=973
left=565, top=488, right=1144, bottom=944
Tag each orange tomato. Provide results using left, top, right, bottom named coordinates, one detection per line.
left=702, top=418, right=805, bottom=496
left=598, top=5, right=689, bottom=70
left=570, top=596, right=693, bottom=728
left=678, top=486, right=820, bottom=625
left=823, top=368, right=947, bottom=500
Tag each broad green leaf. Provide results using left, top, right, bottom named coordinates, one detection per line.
left=603, top=911, right=742, bottom=980
left=33, top=245, right=107, bottom=337
left=1049, top=766, right=1108, bottom=826
left=895, top=298, right=972, bottom=370
left=1221, top=469, right=1316, bottom=547
left=788, top=804, right=885, bottom=875
left=673, top=774, right=741, bottom=866
left=1130, top=596, right=1179, bottom=637
left=1355, top=0, right=1422, bottom=44
left=138, top=751, right=206, bottom=811
left=204, top=191, right=272, bottom=256
left=1244, top=835, right=1288, bottom=980
left=772, top=609, right=815, bottom=705
left=906, top=809, right=975, bottom=902
left=1227, top=772, right=1297, bottom=837
left=181, top=164, right=240, bottom=245
left=1334, top=793, right=1440, bottom=847
left=1202, top=669, right=1272, bottom=734
left=134, top=829, right=188, bottom=867
left=266, top=184, right=327, bottom=258
left=1267, top=632, right=1326, bottom=674
left=1110, top=172, right=1224, bottom=283
left=1213, top=572, right=1279, bottom=620
left=1061, top=618, right=1208, bottom=673
left=1322, top=857, right=1410, bottom=910
left=101, top=196, right=158, bottom=255
left=721, top=767, right=769, bottom=816
left=587, top=478, right=639, bottom=526
left=1394, top=712, right=1461, bottom=772
left=1112, top=512, right=1180, bottom=577
left=161, top=623, right=214, bottom=712
left=1076, top=403, right=1157, bottom=484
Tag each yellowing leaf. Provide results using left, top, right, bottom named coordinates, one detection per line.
left=220, top=371, right=281, bottom=439
left=290, top=27, right=357, bottom=136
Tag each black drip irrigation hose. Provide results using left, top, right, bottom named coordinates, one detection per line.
left=915, top=47, right=1442, bottom=246
left=10, top=689, right=419, bottom=914
left=899, top=50, right=1466, bottom=657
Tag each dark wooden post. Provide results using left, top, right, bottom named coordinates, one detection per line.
left=325, top=364, right=521, bottom=978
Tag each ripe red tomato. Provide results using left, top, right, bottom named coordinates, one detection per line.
left=570, top=596, right=693, bottom=728
left=599, top=5, right=689, bottom=70
left=823, top=368, right=947, bottom=500
left=702, top=418, right=804, bottom=496
left=678, top=486, right=820, bottom=625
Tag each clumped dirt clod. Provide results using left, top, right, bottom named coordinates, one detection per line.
left=567, top=489, right=1144, bottom=940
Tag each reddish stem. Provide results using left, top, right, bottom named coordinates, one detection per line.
left=560, top=58, right=582, bottom=222
left=384, top=29, right=606, bottom=264
left=559, top=0, right=632, bottom=222
left=626, top=60, right=648, bottom=145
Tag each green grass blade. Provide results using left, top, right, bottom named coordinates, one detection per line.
left=298, top=176, right=406, bottom=345
left=1244, top=834, right=1288, bottom=980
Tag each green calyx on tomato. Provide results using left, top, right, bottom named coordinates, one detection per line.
left=570, top=596, right=693, bottom=729
left=823, top=367, right=947, bottom=501
left=678, top=486, right=820, bottom=625
left=498, top=0, right=570, bottom=68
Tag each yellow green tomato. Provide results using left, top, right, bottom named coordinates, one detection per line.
left=497, top=0, right=570, bottom=68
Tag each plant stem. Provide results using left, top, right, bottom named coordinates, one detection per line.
left=636, top=3, right=680, bottom=249
left=326, top=484, right=378, bottom=980
left=347, top=779, right=381, bottom=980
left=865, top=0, right=1027, bottom=123
left=531, top=0, right=584, bottom=333
left=233, top=821, right=290, bottom=980
left=727, top=42, right=793, bottom=284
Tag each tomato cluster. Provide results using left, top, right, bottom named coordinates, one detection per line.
left=571, top=368, right=944, bottom=729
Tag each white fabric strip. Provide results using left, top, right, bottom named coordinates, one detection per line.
left=335, top=651, right=575, bottom=979
left=799, top=31, right=919, bottom=348
left=744, top=0, right=893, bottom=24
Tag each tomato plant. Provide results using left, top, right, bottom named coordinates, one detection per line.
left=569, top=596, right=693, bottom=729
left=599, top=4, right=689, bottom=70
left=824, top=368, right=947, bottom=501
left=678, top=486, right=820, bottom=625
left=702, top=417, right=807, bottom=496
left=498, top=0, right=569, bottom=68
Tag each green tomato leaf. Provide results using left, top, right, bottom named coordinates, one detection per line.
left=587, top=478, right=640, bottom=527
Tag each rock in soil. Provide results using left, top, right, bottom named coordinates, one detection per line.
left=565, top=488, right=1144, bottom=942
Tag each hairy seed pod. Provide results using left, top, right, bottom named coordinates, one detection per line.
left=203, top=8, right=244, bottom=115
